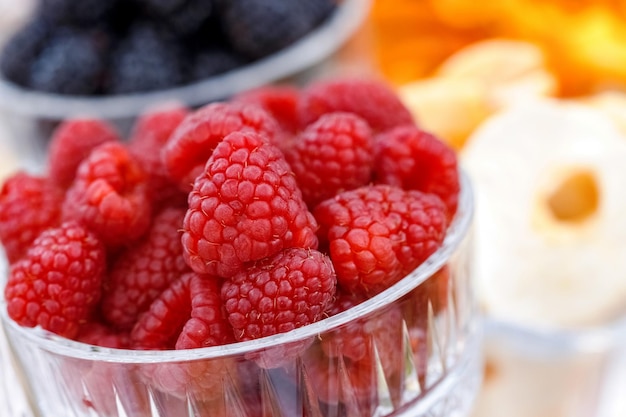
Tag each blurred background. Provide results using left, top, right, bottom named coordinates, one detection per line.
left=2, top=0, right=626, bottom=416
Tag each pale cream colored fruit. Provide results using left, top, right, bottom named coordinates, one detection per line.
left=462, top=98, right=626, bottom=328
left=437, top=39, right=557, bottom=108
left=398, top=77, right=490, bottom=150
left=582, top=91, right=626, bottom=136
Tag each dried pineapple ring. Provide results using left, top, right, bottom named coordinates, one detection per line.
left=437, top=39, right=557, bottom=107
left=398, top=77, right=490, bottom=150
left=462, top=98, right=626, bottom=328
left=582, top=91, right=626, bottom=136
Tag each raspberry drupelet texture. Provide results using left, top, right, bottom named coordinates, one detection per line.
left=4, top=222, right=106, bottom=339
left=0, top=172, right=64, bottom=264
left=131, top=274, right=236, bottom=402
left=62, top=142, right=152, bottom=249
left=48, top=118, right=121, bottom=189
left=314, top=185, right=447, bottom=296
left=76, top=321, right=131, bottom=349
left=162, top=101, right=281, bottom=192
left=128, top=104, right=190, bottom=208
left=298, top=78, right=415, bottom=132
left=101, top=207, right=190, bottom=330
left=221, top=247, right=336, bottom=341
left=285, top=112, right=374, bottom=208
left=233, top=85, right=301, bottom=143
left=131, top=272, right=234, bottom=350
left=181, top=131, right=319, bottom=278
left=375, top=125, right=461, bottom=221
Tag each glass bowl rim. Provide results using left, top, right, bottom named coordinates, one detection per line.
left=0, top=173, right=473, bottom=363
left=0, top=0, right=370, bottom=120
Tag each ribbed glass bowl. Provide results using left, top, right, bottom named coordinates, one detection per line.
left=0, top=175, right=480, bottom=417
left=0, top=0, right=371, bottom=171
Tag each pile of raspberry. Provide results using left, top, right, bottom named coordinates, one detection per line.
left=0, top=77, right=459, bottom=356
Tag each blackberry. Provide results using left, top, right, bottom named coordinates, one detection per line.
left=29, top=29, right=107, bottom=95
left=107, top=24, right=187, bottom=94
left=219, top=0, right=337, bottom=60
left=191, top=48, right=248, bottom=81
left=163, top=0, right=214, bottom=37
left=0, top=17, right=51, bottom=86
left=40, top=0, right=119, bottom=25
left=134, top=0, right=188, bottom=15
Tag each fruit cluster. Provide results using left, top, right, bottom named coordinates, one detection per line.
left=0, top=77, right=459, bottom=409
left=0, top=0, right=336, bottom=95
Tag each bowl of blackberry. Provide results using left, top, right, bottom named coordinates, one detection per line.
left=0, top=77, right=482, bottom=417
left=0, top=0, right=370, bottom=169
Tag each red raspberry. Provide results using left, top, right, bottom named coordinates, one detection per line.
left=375, top=125, right=460, bottom=221
left=298, top=78, right=415, bottom=132
left=300, top=348, right=381, bottom=407
left=62, top=142, right=151, bottom=249
left=131, top=272, right=234, bottom=350
left=47, top=119, right=121, bottom=189
left=0, top=172, right=63, bottom=264
left=314, top=185, right=447, bottom=296
left=76, top=322, right=131, bottom=348
left=233, top=85, right=300, bottom=139
left=162, top=101, right=281, bottom=192
left=414, top=265, right=450, bottom=316
left=221, top=247, right=336, bottom=342
left=128, top=104, right=190, bottom=208
left=4, top=221, right=106, bottom=339
left=181, top=131, right=319, bottom=278
left=285, top=112, right=374, bottom=208
left=320, top=291, right=403, bottom=374
left=100, top=207, right=191, bottom=330
left=132, top=271, right=236, bottom=399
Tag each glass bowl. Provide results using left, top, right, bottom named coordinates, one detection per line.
left=0, top=174, right=481, bottom=417
left=472, top=310, right=626, bottom=417
left=0, top=0, right=371, bottom=171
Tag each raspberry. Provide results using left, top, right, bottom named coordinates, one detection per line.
left=298, top=78, right=415, bottom=132
left=131, top=272, right=233, bottom=350
left=233, top=85, right=301, bottom=138
left=314, top=185, right=447, bottom=296
left=62, top=142, right=151, bottom=248
left=300, top=347, right=379, bottom=406
left=320, top=292, right=402, bottom=371
left=101, top=207, right=191, bottom=330
left=285, top=112, right=374, bottom=208
left=181, top=131, right=319, bottom=278
left=133, top=270, right=236, bottom=399
left=163, top=101, right=281, bottom=192
left=0, top=172, right=63, bottom=264
left=76, top=322, right=131, bottom=348
left=375, top=125, right=460, bottom=221
left=48, top=119, right=121, bottom=189
left=413, top=265, right=450, bottom=316
left=4, top=222, right=106, bottom=339
left=128, top=104, right=190, bottom=208
left=221, top=247, right=336, bottom=341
